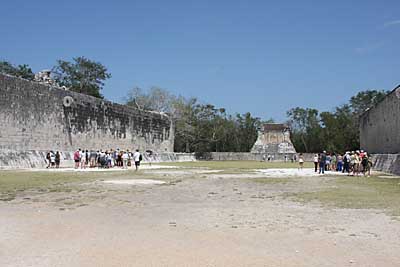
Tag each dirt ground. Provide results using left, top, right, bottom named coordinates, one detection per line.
left=1, top=164, right=400, bottom=267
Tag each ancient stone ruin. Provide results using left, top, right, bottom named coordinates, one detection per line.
left=251, top=123, right=296, bottom=154
left=0, top=73, right=176, bottom=168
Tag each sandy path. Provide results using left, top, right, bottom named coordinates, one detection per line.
left=1, top=170, right=399, bottom=266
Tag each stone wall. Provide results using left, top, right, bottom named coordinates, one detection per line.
left=200, top=152, right=314, bottom=162
left=370, top=154, right=400, bottom=176
left=0, top=73, right=174, bottom=154
left=360, top=86, right=400, bottom=154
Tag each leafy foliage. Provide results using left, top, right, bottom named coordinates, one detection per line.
left=0, top=60, right=34, bottom=80
left=287, top=90, right=388, bottom=153
left=126, top=87, right=261, bottom=153
left=53, top=57, right=111, bottom=98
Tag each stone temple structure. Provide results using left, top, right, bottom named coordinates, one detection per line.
left=0, top=73, right=181, bottom=168
left=251, top=123, right=296, bottom=154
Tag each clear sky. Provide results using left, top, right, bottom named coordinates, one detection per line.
left=1, top=0, right=399, bottom=121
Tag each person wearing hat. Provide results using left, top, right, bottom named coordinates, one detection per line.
left=361, top=152, right=371, bottom=177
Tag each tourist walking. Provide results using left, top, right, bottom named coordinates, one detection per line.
left=298, top=153, right=304, bottom=170
left=133, top=149, right=142, bottom=171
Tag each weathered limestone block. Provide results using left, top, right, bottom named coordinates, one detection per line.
left=251, top=124, right=296, bottom=154
left=0, top=73, right=174, bottom=153
left=360, top=86, right=400, bottom=154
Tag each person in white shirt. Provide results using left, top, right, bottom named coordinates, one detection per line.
left=133, top=149, right=142, bottom=171
left=80, top=149, right=86, bottom=169
left=313, top=154, right=319, bottom=173
left=122, top=151, right=129, bottom=169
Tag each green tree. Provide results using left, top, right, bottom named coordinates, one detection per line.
left=0, top=61, right=34, bottom=80
left=235, top=112, right=261, bottom=152
left=126, top=86, right=176, bottom=113
left=53, top=57, right=111, bottom=98
left=287, top=107, right=322, bottom=152
left=286, top=90, right=388, bottom=153
left=349, top=90, right=388, bottom=115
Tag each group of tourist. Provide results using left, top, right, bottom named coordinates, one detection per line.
left=313, top=150, right=372, bottom=176
left=46, top=148, right=147, bottom=171
left=73, top=148, right=144, bottom=171
left=45, top=151, right=62, bottom=168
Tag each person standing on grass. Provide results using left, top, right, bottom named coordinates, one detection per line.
left=133, top=149, right=142, bottom=171
left=319, top=151, right=327, bottom=174
left=55, top=151, right=61, bottom=168
left=85, top=150, right=89, bottom=167
left=353, top=151, right=361, bottom=176
left=314, top=154, right=319, bottom=173
left=147, top=150, right=153, bottom=167
left=50, top=151, right=56, bottom=168
left=122, top=150, right=129, bottom=169
left=80, top=149, right=86, bottom=169
left=342, top=151, right=351, bottom=174
left=337, top=154, right=343, bottom=172
left=331, top=153, right=337, bottom=172
left=349, top=152, right=356, bottom=176
left=46, top=152, right=51, bottom=168
left=361, top=152, right=370, bottom=177
left=73, top=149, right=81, bottom=169
left=298, top=153, right=304, bottom=170
left=325, top=153, right=331, bottom=171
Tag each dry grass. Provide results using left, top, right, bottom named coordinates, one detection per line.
left=293, top=175, right=400, bottom=217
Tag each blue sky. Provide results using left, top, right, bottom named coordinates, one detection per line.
left=1, top=0, right=399, bottom=121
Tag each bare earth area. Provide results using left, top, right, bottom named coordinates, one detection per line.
left=1, top=163, right=400, bottom=267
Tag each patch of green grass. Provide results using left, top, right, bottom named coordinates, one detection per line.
left=294, top=176, right=400, bottom=217
left=0, top=169, right=143, bottom=200
left=158, top=161, right=313, bottom=170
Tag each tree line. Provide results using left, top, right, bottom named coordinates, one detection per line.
left=1, top=57, right=388, bottom=153
left=126, top=87, right=264, bottom=153
left=287, top=90, right=388, bottom=153
left=0, top=57, right=111, bottom=99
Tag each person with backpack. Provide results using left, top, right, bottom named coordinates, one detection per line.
left=361, top=152, right=371, bottom=177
